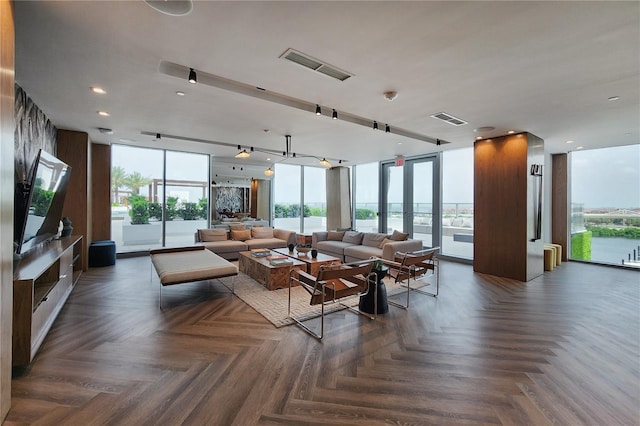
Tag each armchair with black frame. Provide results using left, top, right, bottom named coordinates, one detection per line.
left=379, top=247, right=439, bottom=309
left=288, top=260, right=375, bottom=340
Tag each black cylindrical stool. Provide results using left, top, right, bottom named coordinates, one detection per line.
left=89, top=240, right=116, bottom=267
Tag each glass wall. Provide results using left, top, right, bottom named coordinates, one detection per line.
left=354, top=162, right=379, bottom=232
left=441, top=148, right=474, bottom=259
left=273, top=163, right=301, bottom=232
left=570, top=144, right=640, bottom=267
left=111, top=145, right=209, bottom=253
left=303, top=166, right=326, bottom=233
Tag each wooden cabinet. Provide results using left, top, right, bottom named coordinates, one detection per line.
left=12, top=236, right=82, bottom=366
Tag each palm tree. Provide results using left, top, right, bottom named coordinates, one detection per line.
left=111, top=166, right=127, bottom=203
left=123, top=171, right=152, bottom=196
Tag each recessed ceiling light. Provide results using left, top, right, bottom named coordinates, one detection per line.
left=474, top=126, right=495, bottom=133
left=97, top=111, right=110, bottom=116
left=608, top=96, right=620, bottom=101
left=98, top=127, right=113, bottom=135
left=476, top=136, right=483, bottom=140
left=576, top=146, right=584, bottom=150
left=91, top=87, right=106, bottom=94
left=176, top=91, right=185, bottom=96
left=566, top=140, right=574, bottom=144
left=397, top=142, right=402, bottom=145
left=266, top=157, right=271, bottom=161
left=119, top=138, right=135, bottom=143
left=507, top=130, right=515, bottom=134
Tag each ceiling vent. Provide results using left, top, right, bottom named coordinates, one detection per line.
left=430, top=112, right=468, bottom=126
left=280, top=48, right=353, bottom=82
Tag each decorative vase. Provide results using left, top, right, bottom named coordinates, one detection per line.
left=61, top=217, right=73, bottom=237
left=288, top=243, right=295, bottom=252
left=311, top=249, right=318, bottom=258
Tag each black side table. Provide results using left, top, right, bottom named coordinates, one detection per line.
left=359, top=266, right=389, bottom=314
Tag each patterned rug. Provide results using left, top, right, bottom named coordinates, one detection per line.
left=221, top=272, right=409, bottom=328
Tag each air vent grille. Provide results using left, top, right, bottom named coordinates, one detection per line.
left=281, top=48, right=353, bottom=82
left=431, top=112, right=468, bottom=126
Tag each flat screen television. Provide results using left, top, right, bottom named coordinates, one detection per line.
left=14, top=149, right=72, bottom=256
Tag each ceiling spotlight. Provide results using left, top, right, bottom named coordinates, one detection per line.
left=320, top=158, right=332, bottom=168
left=315, top=104, right=321, bottom=115
left=264, top=167, right=274, bottom=177
left=332, top=109, right=337, bottom=120
left=383, top=91, right=398, bottom=101
left=188, top=68, right=197, bottom=84
left=98, top=127, right=114, bottom=135
left=235, top=148, right=250, bottom=158
left=373, top=121, right=378, bottom=131
left=97, top=111, right=110, bottom=116
left=176, top=91, right=185, bottom=96
left=338, top=160, right=342, bottom=164
left=436, top=139, right=441, bottom=146
left=385, top=124, right=390, bottom=133
left=91, top=87, right=106, bottom=94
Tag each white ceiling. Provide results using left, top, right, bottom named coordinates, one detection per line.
left=15, top=1, right=639, bottom=182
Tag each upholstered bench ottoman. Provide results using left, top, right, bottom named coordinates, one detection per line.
left=89, top=240, right=116, bottom=267
left=150, top=246, right=238, bottom=308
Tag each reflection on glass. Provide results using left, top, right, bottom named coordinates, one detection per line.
left=442, top=148, right=474, bottom=259
left=384, top=165, right=404, bottom=233
left=412, top=161, right=433, bottom=247
left=303, top=166, right=326, bottom=233
left=273, top=163, right=301, bottom=231
left=570, top=144, right=640, bottom=267
left=354, top=163, right=379, bottom=232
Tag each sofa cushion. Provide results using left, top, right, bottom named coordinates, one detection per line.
left=231, top=229, right=252, bottom=241
left=362, top=232, right=388, bottom=248
left=327, top=231, right=346, bottom=241
left=317, top=240, right=354, bottom=256
left=342, top=231, right=364, bottom=245
left=245, top=238, right=287, bottom=250
left=378, top=237, right=394, bottom=248
left=390, top=229, right=409, bottom=241
left=198, top=228, right=227, bottom=242
left=344, top=245, right=382, bottom=261
left=251, top=227, right=274, bottom=239
left=228, top=223, right=245, bottom=231
left=201, top=240, right=248, bottom=253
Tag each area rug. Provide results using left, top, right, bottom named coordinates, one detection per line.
left=220, top=272, right=411, bottom=328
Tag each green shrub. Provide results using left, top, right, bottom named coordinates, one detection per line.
left=587, top=226, right=640, bottom=239
left=165, top=196, right=178, bottom=221
left=197, top=198, right=208, bottom=219
left=571, top=231, right=592, bottom=260
left=128, top=195, right=150, bottom=225
left=308, top=207, right=326, bottom=217
left=148, top=202, right=162, bottom=220
left=355, top=208, right=376, bottom=220
left=179, top=202, right=200, bottom=220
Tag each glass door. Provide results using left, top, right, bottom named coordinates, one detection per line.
left=381, top=156, right=440, bottom=248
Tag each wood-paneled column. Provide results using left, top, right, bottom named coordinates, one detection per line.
left=0, top=0, right=14, bottom=419
left=91, top=143, right=111, bottom=241
left=56, top=130, right=92, bottom=271
left=552, top=154, right=568, bottom=261
left=474, top=132, right=544, bottom=281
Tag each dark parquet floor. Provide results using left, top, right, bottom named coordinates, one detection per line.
left=5, top=257, right=640, bottom=425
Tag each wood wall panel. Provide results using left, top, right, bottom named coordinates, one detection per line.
left=552, top=154, right=568, bottom=261
left=250, top=179, right=258, bottom=219
left=474, top=133, right=544, bottom=281
left=0, top=0, right=14, bottom=419
left=91, top=143, right=111, bottom=241
left=326, top=167, right=351, bottom=231
left=56, top=130, right=91, bottom=271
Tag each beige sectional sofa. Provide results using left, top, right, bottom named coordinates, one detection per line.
left=312, top=230, right=423, bottom=263
left=196, top=227, right=296, bottom=260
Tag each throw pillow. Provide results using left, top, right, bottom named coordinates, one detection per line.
left=251, top=227, right=274, bottom=239
left=342, top=231, right=364, bottom=245
left=378, top=238, right=394, bottom=248
left=231, top=229, right=251, bottom=241
left=198, top=228, right=228, bottom=242
left=362, top=233, right=388, bottom=247
left=327, top=231, right=346, bottom=241
left=390, top=229, right=409, bottom=241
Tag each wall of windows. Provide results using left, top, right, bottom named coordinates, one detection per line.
left=273, top=163, right=301, bottom=232
left=441, top=148, right=474, bottom=259
left=111, top=145, right=209, bottom=253
left=303, top=166, right=327, bottom=233
left=570, top=144, right=640, bottom=267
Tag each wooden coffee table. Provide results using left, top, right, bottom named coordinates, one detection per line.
left=272, top=248, right=341, bottom=276
left=238, top=251, right=305, bottom=291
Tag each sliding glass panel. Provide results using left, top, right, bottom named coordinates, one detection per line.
left=165, top=151, right=209, bottom=247
left=381, top=163, right=404, bottom=234
left=441, top=148, right=474, bottom=259
left=303, top=166, right=326, bottom=233
left=411, top=160, right=433, bottom=247
left=354, top=162, right=379, bottom=232
left=570, top=144, right=640, bottom=267
left=273, top=163, right=301, bottom=231
left=111, top=145, right=163, bottom=253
